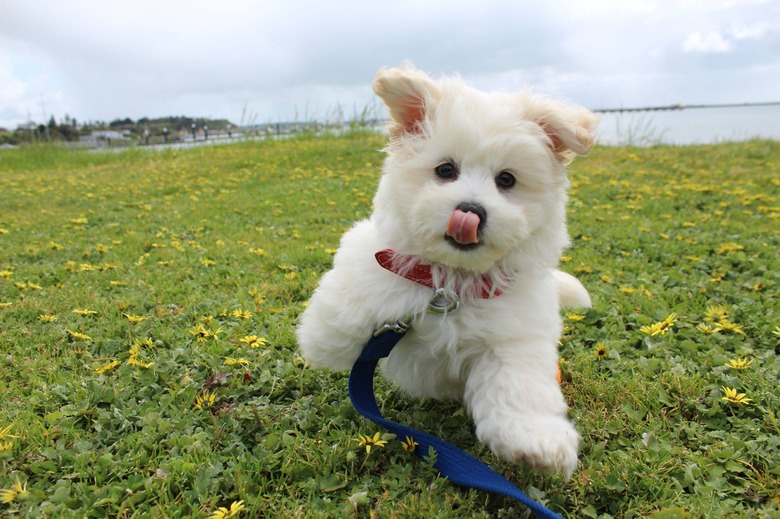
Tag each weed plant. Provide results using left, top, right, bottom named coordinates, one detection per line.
left=0, top=135, right=778, bottom=518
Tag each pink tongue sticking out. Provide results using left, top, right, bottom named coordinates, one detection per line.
left=447, top=209, right=481, bottom=245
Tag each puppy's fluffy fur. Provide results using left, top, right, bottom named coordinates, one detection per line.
left=297, top=64, right=598, bottom=477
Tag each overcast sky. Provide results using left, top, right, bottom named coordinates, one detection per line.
left=1, top=0, right=778, bottom=130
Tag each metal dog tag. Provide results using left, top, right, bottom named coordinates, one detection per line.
left=428, top=288, right=460, bottom=314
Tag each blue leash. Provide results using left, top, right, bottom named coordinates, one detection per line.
left=348, top=324, right=565, bottom=519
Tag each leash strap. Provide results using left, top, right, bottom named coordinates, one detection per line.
left=348, top=327, right=564, bottom=519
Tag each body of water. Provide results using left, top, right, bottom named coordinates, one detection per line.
left=595, top=104, right=780, bottom=146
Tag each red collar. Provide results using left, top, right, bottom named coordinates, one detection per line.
left=375, top=249, right=502, bottom=298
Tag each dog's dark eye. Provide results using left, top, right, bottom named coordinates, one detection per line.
left=435, top=162, right=458, bottom=181
left=496, top=171, right=516, bottom=190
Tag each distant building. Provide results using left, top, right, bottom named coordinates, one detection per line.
left=79, top=130, right=130, bottom=144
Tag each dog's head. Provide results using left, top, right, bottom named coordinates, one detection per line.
left=372, top=64, right=598, bottom=275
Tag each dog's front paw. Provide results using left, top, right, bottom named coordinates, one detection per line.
left=482, top=415, right=580, bottom=478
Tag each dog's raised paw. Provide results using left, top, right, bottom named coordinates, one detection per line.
left=485, top=415, right=580, bottom=478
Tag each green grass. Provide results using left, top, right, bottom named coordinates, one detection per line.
left=0, top=135, right=778, bottom=518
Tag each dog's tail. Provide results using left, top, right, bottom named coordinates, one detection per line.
left=554, top=270, right=592, bottom=308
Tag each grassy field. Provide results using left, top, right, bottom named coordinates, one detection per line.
left=0, top=134, right=778, bottom=518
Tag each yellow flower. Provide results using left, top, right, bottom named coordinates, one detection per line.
left=717, top=320, right=744, bottom=335
left=716, top=242, right=744, bottom=255
left=195, top=390, right=217, bottom=409
left=190, top=324, right=208, bottom=341
left=224, top=357, right=250, bottom=367
left=231, top=309, right=252, bottom=319
left=594, top=342, right=608, bottom=360
left=619, top=286, right=637, bottom=295
left=0, top=302, right=12, bottom=308
left=123, top=313, right=146, bottom=324
left=640, top=313, right=676, bottom=336
left=0, top=477, right=28, bottom=504
left=704, top=305, right=728, bottom=322
left=401, top=436, right=419, bottom=453
left=95, top=360, right=121, bottom=374
left=126, top=357, right=154, bottom=369
left=38, top=314, right=58, bottom=322
left=67, top=329, right=92, bottom=341
left=72, top=308, right=98, bottom=315
left=240, top=335, right=268, bottom=348
left=721, top=387, right=752, bottom=405
left=773, top=326, right=780, bottom=338
left=725, top=358, right=753, bottom=370
left=201, top=259, right=217, bottom=267
left=697, top=323, right=721, bottom=334
left=355, top=432, right=388, bottom=454
left=126, top=341, right=154, bottom=368
left=209, top=500, right=245, bottom=519
left=0, top=424, right=18, bottom=441
left=565, top=312, right=585, bottom=322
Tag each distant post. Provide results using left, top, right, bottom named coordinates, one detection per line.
left=163, top=127, right=169, bottom=143
left=227, top=124, right=232, bottom=138
left=143, top=128, right=150, bottom=145
left=203, top=125, right=209, bottom=140
left=191, top=123, right=197, bottom=142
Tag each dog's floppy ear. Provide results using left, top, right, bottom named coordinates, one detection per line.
left=374, top=63, right=441, bottom=137
left=528, top=99, right=599, bottom=163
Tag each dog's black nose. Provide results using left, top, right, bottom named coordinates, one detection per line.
left=456, top=202, right=487, bottom=229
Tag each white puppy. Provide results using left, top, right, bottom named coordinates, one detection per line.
left=297, top=64, right=597, bottom=477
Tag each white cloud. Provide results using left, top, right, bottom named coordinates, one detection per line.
left=682, top=31, right=733, bottom=53
left=0, top=0, right=778, bottom=130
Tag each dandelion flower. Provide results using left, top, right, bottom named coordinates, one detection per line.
left=231, top=309, right=252, bottom=320
left=594, top=342, right=609, bottom=360
left=725, top=358, right=753, bottom=370
left=201, top=259, right=217, bottom=267
left=355, top=432, right=388, bottom=454
left=565, top=312, right=585, bottom=322
left=721, top=387, right=752, bottom=405
left=38, top=314, right=58, bottom=322
left=209, top=500, right=245, bottom=519
left=773, top=326, right=780, bottom=338
left=0, top=477, right=28, bottom=504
